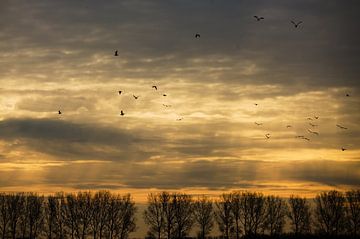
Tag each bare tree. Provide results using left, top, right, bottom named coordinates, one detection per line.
left=0, top=194, right=10, bottom=239
left=44, top=193, right=67, bottom=239
left=264, top=196, right=287, bottom=236
left=287, top=195, right=311, bottom=235
left=144, top=193, right=164, bottom=239
left=215, top=194, right=234, bottom=239
left=117, top=194, right=137, bottom=239
left=172, top=193, right=193, bottom=239
left=193, top=196, right=213, bottom=239
left=64, top=193, right=78, bottom=239
left=160, top=192, right=176, bottom=239
left=26, top=193, right=44, bottom=239
left=106, top=194, right=123, bottom=239
left=314, top=190, right=346, bottom=235
left=345, top=190, right=360, bottom=236
left=8, top=193, right=24, bottom=239
left=239, top=192, right=266, bottom=236
left=230, top=192, right=242, bottom=239
left=90, top=191, right=110, bottom=239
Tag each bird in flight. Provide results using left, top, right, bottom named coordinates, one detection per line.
left=254, top=103, right=258, bottom=106
left=118, top=91, right=122, bottom=95
left=254, top=16, right=264, bottom=21
left=58, top=110, right=62, bottom=115
left=163, top=104, right=172, bottom=107
left=254, top=122, right=263, bottom=126
left=265, top=133, right=270, bottom=139
left=336, top=124, right=348, bottom=130
left=120, top=110, right=125, bottom=116
left=308, top=129, right=319, bottom=135
left=133, top=95, right=139, bottom=99
left=314, top=116, right=319, bottom=119
left=114, top=50, right=118, bottom=56
left=295, top=135, right=305, bottom=138
left=176, top=117, right=183, bottom=121
left=152, top=86, right=157, bottom=90
left=309, top=123, right=318, bottom=127
left=195, top=33, right=200, bottom=38
left=307, top=117, right=313, bottom=120
left=341, top=147, right=347, bottom=151
left=303, top=137, right=310, bottom=141
left=346, top=93, right=350, bottom=97
left=291, top=20, right=303, bottom=28
left=286, top=125, right=292, bottom=128
left=163, top=94, right=167, bottom=97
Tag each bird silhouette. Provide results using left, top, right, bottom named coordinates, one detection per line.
left=152, top=86, right=157, bottom=90
left=303, top=137, right=310, bottom=141
left=254, top=16, right=264, bottom=21
left=286, top=125, right=292, bottom=128
left=133, top=95, right=139, bottom=99
left=114, top=50, right=118, bottom=56
left=308, top=129, right=319, bottom=135
left=336, top=124, right=348, bottom=130
left=58, top=110, right=62, bottom=115
left=163, top=104, right=171, bottom=107
left=346, top=93, right=350, bottom=97
left=341, top=147, right=347, bottom=151
left=254, top=122, right=263, bottom=126
left=176, top=117, right=183, bottom=121
left=295, top=135, right=305, bottom=138
left=163, top=94, right=167, bottom=97
left=118, top=91, right=122, bottom=95
left=309, top=123, right=318, bottom=127
left=254, top=103, right=258, bottom=106
left=307, top=117, right=313, bottom=120
left=265, top=133, right=270, bottom=139
left=314, top=116, right=319, bottom=119
left=291, top=20, right=303, bottom=28
left=195, top=33, right=200, bottom=38
left=120, top=110, right=125, bottom=116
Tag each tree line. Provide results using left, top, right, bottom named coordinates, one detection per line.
left=0, top=190, right=359, bottom=239
left=0, top=191, right=136, bottom=239
left=144, top=190, right=360, bottom=239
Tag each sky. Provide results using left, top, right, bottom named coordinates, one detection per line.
left=0, top=0, right=360, bottom=203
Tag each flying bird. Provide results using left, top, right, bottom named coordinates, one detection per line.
left=163, top=104, right=172, bottom=107
left=303, top=137, right=310, bottom=141
left=163, top=94, right=167, bottom=97
left=133, top=95, right=139, bottom=99
left=314, top=116, right=319, bottom=119
left=254, top=16, right=264, bottom=21
left=265, top=133, right=270, bottom=139
left=286, top=125, right=292, bottom=128
left=346, top=93, right=350, bottom=97
left=336, top=124, right=348, bottom=130
left=341, top=147, right=347, bottom=151
left=254, top=103, right=258, bottom=106
left=308, top=129, right=319, bottom=135
left=120, top=110, right=125, bottom=116
left=254, top=122, right=263, bottom=126
left=291, top=20, right=303, bottom=28
left=176, top=117, right=183, bottom=121
left=152, top=86, right=157, bottom=90
left=307, top=117, right=313, bottom=120
left=118, top=91, right=122, bottom=95
left=58, top=110, right=62, bottom=115
left=309, top=123, right=318, bottom=127
left=295, top=135, right=305, bottom=138
left=114, top=50, right=118, bottom=56
left=195, top=33, right=200, bottom=38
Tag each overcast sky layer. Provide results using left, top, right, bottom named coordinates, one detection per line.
left=0, top=0, right=360, bottom=206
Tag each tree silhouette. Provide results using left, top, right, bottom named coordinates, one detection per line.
left=0, top=194, right=10, bottom=239
left=144, top=193, right=164, bottom=239
left=345, top=190, right=360, bottom=236
left=287, top=195, right=311, bottom=235
left=215, top=194, right=234, bottom=239
left=264, top=195, right=287, bottom=236
left=172, top=193, right=193, bottom=239
left=230, top=192, right=242, bottom=239
left=193, top=195, right=214, bottom=239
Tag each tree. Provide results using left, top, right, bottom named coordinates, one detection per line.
left=26, top=193, right=44, bottom=239
left=345, top=190, right=360, bottom=236
left=144, top=193, right=164, bottom=239
left=90, top=191, right=110, bottom=239
left=172, top=193, right=193, bottom=239
left=314, top=190, right=346, bottom=235
left=117, top=194, right=137, bottom=239
left=239, top=192, right=266, bottom=236
left=287, top=195, right=311, bottom=235
left=8, top=193, right=24, bottom=239
left=44, top=193, right=67, bottom=239
left=160, top=192, right=176, bottom=239
left=215, top=194, right=234, bottom=239
left=193, top=196, right=214, bottom=239
left=264, top=195, right=287, bottom=236
left=229, top=192, right=242, bottom=239
left=0, top=194, right=10, bottom=239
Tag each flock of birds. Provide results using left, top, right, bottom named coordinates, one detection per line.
left=57, top=15, right=351, bottom=151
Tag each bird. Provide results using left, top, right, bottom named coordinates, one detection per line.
left=254, top=103, right=258, bottom=106
left=346, top=93, right=350, bottom=97
left=176, top=117, right=183, bottom=121
left=341, top=147, right=347, bottom=151
left=114, top=50, right=118, bottom=56
left=58, top=110, right=62, bottom=115
left=295, top=135, right=305, bottom=138
left=286, top=125, right=292, bottom=128
left=133, top=95, right=139, bottom=99
left=303, top=137, right=310, bottom=141
left=291, top=20, right=303, bottom=28
left=254, top=122, right=263, bottom=126
left=308, top=129, right=319, bottom=135
left=336, top=124, right=348, bottom=130
left=195, top=33, right=200, bottom=38
left=120, top=110, right=125, bottom=116
left=254, top=16, right=264, bottom=21
left=163, top=104, right=172, bottom=107
left=118, top=91, right=122, bottom=95
left=309, top=123, right=318, bottom=127
left=314, top=116, right=319, bottom=119
left=265, top=133, right=270, bottom=139
left=152, top=86, right=157, bottom=90
left=307, top=117, right=313, bottom=120
left=163, top=94, right=167, bottom=97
